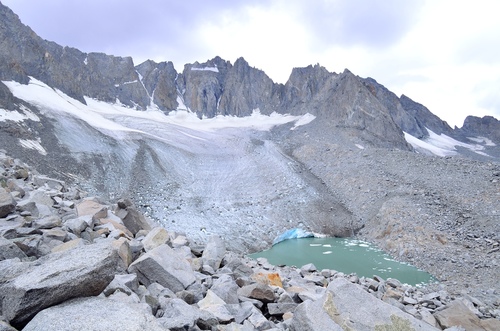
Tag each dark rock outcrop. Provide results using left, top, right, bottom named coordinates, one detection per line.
left=399, top=94, right=454, bottom=136
left=460, top=115, right=500, bottom=144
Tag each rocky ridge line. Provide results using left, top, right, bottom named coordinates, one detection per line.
left=3, top=0, right=489, bottom=151
left=1, top=151, right=499, bottom=330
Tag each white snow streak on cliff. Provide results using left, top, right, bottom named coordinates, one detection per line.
left=0, top=105, right=39, bottom=122
left=404, top=128, right=489, bottom=157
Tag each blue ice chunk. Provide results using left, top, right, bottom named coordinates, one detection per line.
left=272, top=228, right=314, bottom=245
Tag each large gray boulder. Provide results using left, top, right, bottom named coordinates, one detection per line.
left=115, top=200, right=152, bottom=236
left=0, top=188, right=16, bottom=218
left=128, top=243, right=196, bottom=292
left=290, top=299, right=344, bottom=331
left=202, top=235, right=226, bottom=270
left=23, top=296, right=164, bottom=331
left=157, top=297, right=218, bottom=330
left=0, top=240, right=123, bottom=328
left=290, top=278, right=439, bottom=331
left=210, top=274, right=239, bottom=304
left=433, top=299, right=500, bottom=331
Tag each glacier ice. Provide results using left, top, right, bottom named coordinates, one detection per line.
left=272, top=228, right=315, bottom=245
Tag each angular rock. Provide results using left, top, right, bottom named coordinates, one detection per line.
left=33, top=215, right=61, bottom=229
left=237, top=283, right=276, bottom=303
left=128, top=243, right=196, bottom=292
left=300, top=263, right=317, bottom=274
left=202, top=235, right=226, bottom=270
left=32, top=175, right=65, bottom=191
left=221, top=321, right=256, bottom=331
left=0, top=258, right=31, bottom=288
left=176, top=289, right=195, bottom=304
left=0, top=188, right=16, bottom=218
left=0, top=237, right=27, bottom=261
left=100, top=218, right=133, bottom=237
left=64, top=216, right=90, bottom=235
left=11, top=235, right=46, bottom=257
left=252, top=272, right=283, bottom=288
left=41, top=228, right=67, bottom=242
left=420, top=308, right=440, bottom=328
left=172, top=234, right=188, bottom=248
left=112, top=237, right=132, bottom=267
left=115, top=205, right=152, bottom=236
left=226, top=301, right=256, bottom=324
left=107, top=290, right=141, bottom=304
left=286, top=283, right=326, bottom=302
left=480, top=318, right=500, bottom=331
left=434, top=299, right=497, bottom=331
left=103, top=273, right=139, bottom=296
left=248, top=309, right=275, bottom=330
left=27, top=190, right=54, bottom=208
left=198, top=289, right=234, bottom=323
left=0, top=240, right=123, bottom=328
left=158, top=298, right=218, bottom=330
left=76, top=199, right=108, bottom=219
left=290, top=300, right=343, bottom=331
left=15, top=200, right=38, bottom=217
left=291, top=278, right=439, bottom=331
left=142, top=227, right=170, bottom=252
left=210, top=274, right=240, bottom=304
left=22, top=297, right=163, bottom=331
left=267, top=302, right=298, bottom=316
left=50, top=238, right=86, bottom=253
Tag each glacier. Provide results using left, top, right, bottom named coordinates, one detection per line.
left=272, top=228, right=315, bottom=245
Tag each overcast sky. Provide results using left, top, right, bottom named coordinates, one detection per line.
left=3, top=0, right=500, bottom=127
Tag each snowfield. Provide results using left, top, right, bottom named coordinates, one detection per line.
left=404, top=129, right=490, bottom=157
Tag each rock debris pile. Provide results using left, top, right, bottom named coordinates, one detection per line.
left=0, top=151, right=499, bottom=330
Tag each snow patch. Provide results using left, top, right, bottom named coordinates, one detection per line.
left=355, top=144, right=365, bottom=150
left=19, top=138, right=47, bottom=155
left=0, top=105, right=40, bottom=122
left=467, top=136, right=496, bottom=146
left=404, top=128, right=490, bottom=157
left=83, top=57, right=88, bottom=65
left=3, top=78, right=141, bottom=138
left=176, top=95, right=189, bottom=111
left=191, top=66, right=219, bottom=73
left=291, top=113, right=316, bottom=130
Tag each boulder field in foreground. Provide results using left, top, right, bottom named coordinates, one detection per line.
left=0, top=152, right=499, bottom=330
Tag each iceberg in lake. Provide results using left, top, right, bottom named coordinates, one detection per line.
left=272, top=228, right=314, bottom=245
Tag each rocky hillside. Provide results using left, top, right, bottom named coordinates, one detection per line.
left=1, top=152, right=499, bottom=330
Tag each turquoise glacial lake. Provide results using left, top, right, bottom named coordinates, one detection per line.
left=249, top=237, right=436, bottom=286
